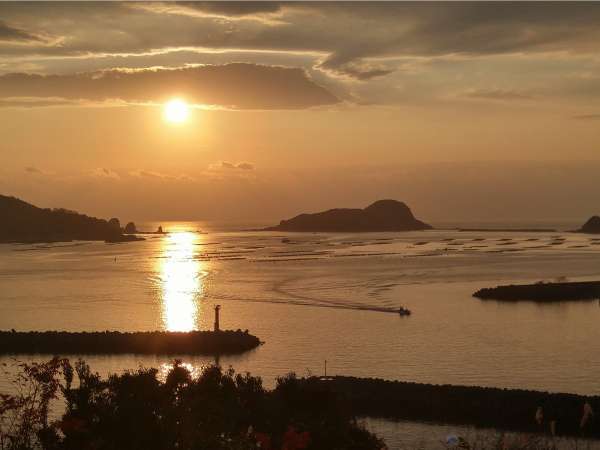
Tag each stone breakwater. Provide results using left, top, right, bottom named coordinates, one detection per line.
left=0, top=330, right=261, bottom=355
left=316, top=376, right=599, bottom=438
left=473, top=281, right=600, bottom=301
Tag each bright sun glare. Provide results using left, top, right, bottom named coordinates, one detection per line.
left=163, top=99, right=190, bottom=123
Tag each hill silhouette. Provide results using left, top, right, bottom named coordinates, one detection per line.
left=0, top=194, right=142, bottom=243
left=577, top=215, right=600, bottom=234
left=264, top=199, right=432, bottom=232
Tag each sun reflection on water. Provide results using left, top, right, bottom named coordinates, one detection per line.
left=158, top=361, right=209, bottom=381
left=159, top=231, right=203, bottom=331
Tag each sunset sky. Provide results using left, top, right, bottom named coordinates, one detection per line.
left=1, top=2, right=600, bottom=224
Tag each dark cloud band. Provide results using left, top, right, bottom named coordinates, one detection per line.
left=0, top=20, right=41, bottom=42
left=0, top=63, right=339, bottom=109
left=3, top=3, right=600, bottom=81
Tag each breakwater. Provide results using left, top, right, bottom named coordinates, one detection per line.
left=473, top=281, right=600, bottom=301
left=316, top=376, right=598, bottom=437
left=0, top=330, right=261, bottom=355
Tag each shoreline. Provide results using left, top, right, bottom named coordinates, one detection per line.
left=0, top=235, right=145, bottom=244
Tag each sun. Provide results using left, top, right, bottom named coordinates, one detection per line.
left=163, top=99, right=190, bottom=123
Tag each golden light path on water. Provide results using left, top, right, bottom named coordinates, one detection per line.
left=156, top=230, right=214, bottom=380
left=158, top=231, right=204, bottom=332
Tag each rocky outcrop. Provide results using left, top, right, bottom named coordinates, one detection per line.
left=264, top=199, right=432, bottom=232
left=577, top=216, right=600, bottom=234
left=108, top=218, right=121, bottom=231
left=124, top=222, right=138, bottom=234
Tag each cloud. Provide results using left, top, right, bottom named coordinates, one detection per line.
left=209, top=161, right=255, bottom=171
left=176, top=174, right=196, bottom=182
left=463, top=88, right=534, bottom=101
left=24, top=166, right=53, bottom=176
left=0, top=96, right=82, bottom=108
left=204, top=161, right=257, bottom=182
left=4, top=3, right=600, bottom=81
left=89, top=168, right=120, bottom=180
left=136, top=2, right=283, bottom=22
left=317, top=56, right=394, bottom=81
left=0, top=64, right=339, bottom=110
left=177, top=2, right=281, bottom=17
left=2, top=1, right=600, bottom=103
left=0, top=20, right=41, bottom=43
left=573, top=113, right=600, bottom=120
left=236, top=162, right=254, bottom=170
left=130, top=170, right=171, bottom=179
left=129, top=170, right=195, bottom=182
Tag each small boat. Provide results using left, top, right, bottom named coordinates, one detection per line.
left=398, top=307, right=411, bottom=316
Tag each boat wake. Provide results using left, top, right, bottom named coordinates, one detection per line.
left=210, top=293, right=404, bottom=315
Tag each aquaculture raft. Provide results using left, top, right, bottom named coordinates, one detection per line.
left=0, top=330, right=261, bottom=355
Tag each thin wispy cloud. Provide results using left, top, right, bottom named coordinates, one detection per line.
left=129, top=170, right=195, bottom=182
left=24, top=166, right=54, bottom=176
left=210, top=161, right=255, bottom=171
left=129, top=170, right=171, bottom=180
left=573, top=113, right=600, bottom=120
left=463, top=89, right=534, bottom=102
left=89, top=168, right=120, bottom=180
left=132, top=2, right=285, bottom=25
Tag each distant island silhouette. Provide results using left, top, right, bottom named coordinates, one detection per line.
left=263, top=199, right=432, bottom=232
left=0, top=194, right=144, bottom=243
left=576, top=215, right=600, bottom=234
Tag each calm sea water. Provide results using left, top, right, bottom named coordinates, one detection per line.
left=2, top=222, right=600, bottom=448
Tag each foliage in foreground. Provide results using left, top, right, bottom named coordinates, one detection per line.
left=443, top=432, right=599, bottom=450
left=0, top=358, right=383, bottom=450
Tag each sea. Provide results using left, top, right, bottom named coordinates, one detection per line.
left=2, top=220, right=600, bottom=449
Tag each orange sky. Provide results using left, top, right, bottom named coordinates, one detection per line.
left=1, top=2, right=600, bottom=224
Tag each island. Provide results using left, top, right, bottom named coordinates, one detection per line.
left=123, top=221, right=137, bottom=234
left=263, top=199, right=432, bottom=232
left=473, top=280, right=600, bottom=302
left=576, top=215, right=600, bottom=234
left=0, top=194, right=144, bottom=243
left=0, top=329, right=261, bottom=355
